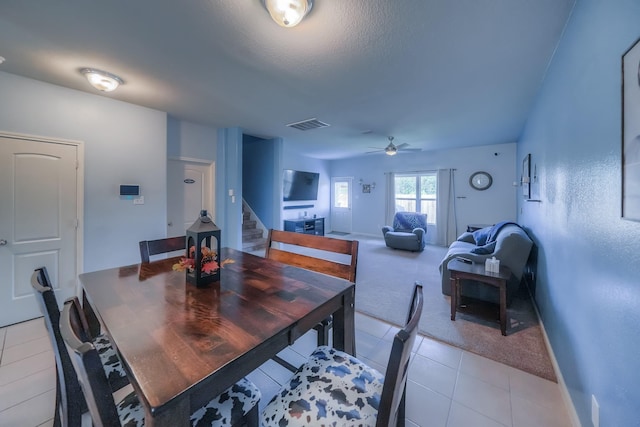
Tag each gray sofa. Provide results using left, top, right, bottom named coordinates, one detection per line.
left=382, top=212, right=427, bottom=252
left=439, top=222, right=533, bottom=304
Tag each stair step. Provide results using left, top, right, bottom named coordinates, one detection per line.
left=242, top=238, right=267, bottom=253
left=243, top=219, right=257, bottom=230
left=242, top=228, right=263, bottom=240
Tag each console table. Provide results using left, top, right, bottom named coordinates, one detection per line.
left=284, top=217, right=324, bottom=236
left=448, top=258, right=511, bottom=335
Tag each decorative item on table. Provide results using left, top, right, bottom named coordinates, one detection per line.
left=183, top=210, right=222, bottom=287
left=485, top=256, right=500, bottom=273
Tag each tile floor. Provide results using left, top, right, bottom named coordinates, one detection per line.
left=0, top=313, right=573, bottom=427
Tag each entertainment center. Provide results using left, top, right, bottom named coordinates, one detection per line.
left=284, top=217, right=325, bottom=236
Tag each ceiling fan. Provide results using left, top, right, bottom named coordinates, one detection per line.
left=366, top=136, right=420, bottom=156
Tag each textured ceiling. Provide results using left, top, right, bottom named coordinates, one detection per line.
left=0, top=0, right=575, bottom=159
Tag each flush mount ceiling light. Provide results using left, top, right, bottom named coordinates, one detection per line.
left=80, top=68, right=123, bottom=92
left=261, top=0, right=313, bottom=28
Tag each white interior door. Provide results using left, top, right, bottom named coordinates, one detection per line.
left=167, top=160, right=214, bottom=237
left=0, top=135, right=79, bottom=327
left=331, top=177, right=352, bottom=233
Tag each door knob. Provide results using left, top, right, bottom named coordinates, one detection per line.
left=0, top=239, right=7, bottom=246
left=168, top=221, right=173, bottom=227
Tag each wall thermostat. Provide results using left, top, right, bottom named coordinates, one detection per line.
left=119, top=185, right=140, bottom=196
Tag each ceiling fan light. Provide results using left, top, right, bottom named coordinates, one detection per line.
left=81, top=68, right=123, bottom=92
left=385, top=138, right=398, bottom=156
left=262, top=0, right=313, bottom=28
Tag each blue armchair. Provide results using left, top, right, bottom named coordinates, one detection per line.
left=382, top=212, right=427, bottom=251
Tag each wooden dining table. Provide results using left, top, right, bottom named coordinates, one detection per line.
left=79, top=247, right=356, bottom=427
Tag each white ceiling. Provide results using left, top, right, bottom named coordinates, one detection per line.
left=0, top=0, right=575, bottom=159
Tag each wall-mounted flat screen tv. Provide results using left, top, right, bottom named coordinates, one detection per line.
left=283, top=169, right=320, bottom=201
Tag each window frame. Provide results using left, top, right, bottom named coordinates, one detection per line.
left=393, top=172, right=437, bottom=225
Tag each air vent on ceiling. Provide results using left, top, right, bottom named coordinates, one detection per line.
left=286, top=118, right=330, bottom=131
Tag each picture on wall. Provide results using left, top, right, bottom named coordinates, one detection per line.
left=522, top=154, right=531, bottom=199
left=622, top=37, right=640, bottom=221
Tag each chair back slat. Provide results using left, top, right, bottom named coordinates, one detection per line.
left=139, top=236, right=186, bottom=263
left=265, top=230, right=358, bottom=282
left=267, top=248, right=355, bottom=281
left=31, top=267, right=87, bottom=427
left=376, top=283, right=423, bottom=427
left=59, top=298, right=122, bottom=426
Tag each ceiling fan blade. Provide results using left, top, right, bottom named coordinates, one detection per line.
left=365, top=150, right=383, bottom=154
left=395, top=143, right=410, bottom=150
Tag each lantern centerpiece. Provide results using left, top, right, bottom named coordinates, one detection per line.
left=185, top=210, right=221, bottom=287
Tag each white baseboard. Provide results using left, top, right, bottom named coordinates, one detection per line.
left=528, top=290, right=582, bottom=427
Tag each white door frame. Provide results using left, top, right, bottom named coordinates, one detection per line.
left=330, top=176, right=353, bottom=233
left=167, top=156, right=215, bottom=235
left=0, top=131, right=85, bottom=300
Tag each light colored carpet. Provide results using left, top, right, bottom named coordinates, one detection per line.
left=351, top=234, right=556, bottom=382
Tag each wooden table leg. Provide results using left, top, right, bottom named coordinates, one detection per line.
left=333, top=286, right=356, bottom=356
left=144, top=397, right=189, bottom=427
left=499, top=280, right=507, bottom=336
left=450, top=276, right=457, bottom=321
left=82, top=290, right=101, bottom=338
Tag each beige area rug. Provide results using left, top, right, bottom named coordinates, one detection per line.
left=350, top=234, right=556, bottom=382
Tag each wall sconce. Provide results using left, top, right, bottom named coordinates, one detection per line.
left=359, top=179, right=376, bottom=193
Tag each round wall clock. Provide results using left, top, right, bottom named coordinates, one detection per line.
left=469, top=171, right=493, bottom=191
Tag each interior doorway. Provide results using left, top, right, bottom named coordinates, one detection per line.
left=0, top=133, right=82, bottom=327
left=167, top=159, right=214, bottom=237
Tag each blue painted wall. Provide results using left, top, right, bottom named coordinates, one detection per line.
left=0, top=72, right=167, bottom=272
left=330, top=143, right=517, bottom=239
left=167, top=116, right=217, bottom=161
left=282, top=149, right=331, bottom=228
left=216, top=128, right=243, bottom=249
left=243, top=135, right=277, bottom=229
left=518, top=0, right=640, bottom=425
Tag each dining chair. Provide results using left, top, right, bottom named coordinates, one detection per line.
left=31, top=267, right=86, bottom=427
left=261, top=283, right=423, bottom=427
left=265, top=229, right=359, bottom=347
left=139, top=236, right=186, bottom=263
left=31, top=267, right=130, bottom=427
left=58, top=298, right=262, bottom=427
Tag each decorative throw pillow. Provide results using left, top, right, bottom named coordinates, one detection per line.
left=470, top=241, right=497, bottom=255
left=393, top=212, right=426, bottom=232
left=457, top=232, right=475, bottom=243
left=472, top=226, right=492, bottom=246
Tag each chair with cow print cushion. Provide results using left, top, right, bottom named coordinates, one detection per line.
left=261, top=283, right=423, bottom=427
left=31, top=267, right=130, bottom=427
left=59, top=297, right=261, bottom=427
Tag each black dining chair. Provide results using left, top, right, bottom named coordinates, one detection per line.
left=31, top=267, right=130, bottom=427
left=59, top=297, right=262, bottom=427
left=139, top=236, right=186, bottom=263
left=31, top=267, right=87, bottom=427
left=261, top=283, right=423, bottom=427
